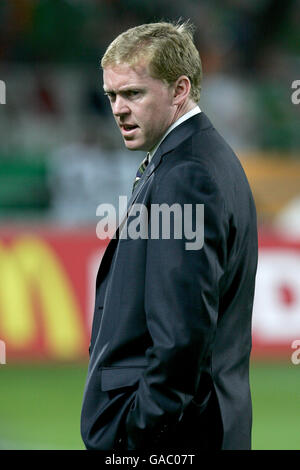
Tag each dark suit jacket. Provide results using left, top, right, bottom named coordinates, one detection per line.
left=80, top=112, right=258, bottom=450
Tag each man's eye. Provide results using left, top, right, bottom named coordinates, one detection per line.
left=105, top=93, right=115, bottom=100
left=128, top=91, right=140, bottom=97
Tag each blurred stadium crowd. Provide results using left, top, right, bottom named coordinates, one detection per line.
left=0, top=0, right=299, bottom=228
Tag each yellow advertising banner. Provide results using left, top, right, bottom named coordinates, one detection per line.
left=0, top=230, right=106, bottom=361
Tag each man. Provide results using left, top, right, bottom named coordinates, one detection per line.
left=80, top=21, right=258, bottom=450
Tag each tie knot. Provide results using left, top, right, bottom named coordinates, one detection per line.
left=141, top=152, right=150, bottom=169
left=132, top=153, right=150, bottom=193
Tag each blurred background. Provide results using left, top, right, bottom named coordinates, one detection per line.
left=0, top=0, right=299, bottom=450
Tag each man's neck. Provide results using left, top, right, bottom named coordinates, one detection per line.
left=148, top=103, right=201, bottom=160
left=171, top=99, right=198, bottom=126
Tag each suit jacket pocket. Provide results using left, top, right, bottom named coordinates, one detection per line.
left=100, top=366, right=146, bottom=392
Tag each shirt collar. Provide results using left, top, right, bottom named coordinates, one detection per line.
left=148, top=105, right=201, bottom=162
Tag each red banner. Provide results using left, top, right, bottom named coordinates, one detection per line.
left=251, top=232, right=300, bottom=360
left=0, top=228, right=299, bottom=362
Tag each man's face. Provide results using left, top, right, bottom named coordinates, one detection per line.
left=103, top=62, right=176, bottom=152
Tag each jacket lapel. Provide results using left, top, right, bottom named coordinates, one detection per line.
left=96, top=112, right=213, bottom=286
left=122, top=112, right=212, bottom=228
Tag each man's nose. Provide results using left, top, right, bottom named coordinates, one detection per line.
left=113, top=96, right=130, bottom=117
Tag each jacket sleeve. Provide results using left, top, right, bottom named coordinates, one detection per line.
left=124, top=160, right=228, bottom=449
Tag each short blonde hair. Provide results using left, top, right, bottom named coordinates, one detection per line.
left=101, top=21, right=202, bottom=103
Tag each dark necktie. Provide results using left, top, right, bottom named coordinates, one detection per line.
left=132, top=153, right=150, bottom=193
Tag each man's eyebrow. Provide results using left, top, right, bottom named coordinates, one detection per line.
left=103, top=87, right=115, bottom=94
left=103, top=86, right=144, bottom=94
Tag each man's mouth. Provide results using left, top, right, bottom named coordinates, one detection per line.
left=120, top=124, right=139, bottom=136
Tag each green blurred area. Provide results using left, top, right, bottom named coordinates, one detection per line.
left=0, top=361, right=299, bottom=450
left=0, top=154, right=50, bottom=215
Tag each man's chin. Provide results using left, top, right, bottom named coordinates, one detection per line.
left=123, top=139, right=144, bottom=151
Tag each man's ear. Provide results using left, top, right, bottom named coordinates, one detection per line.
left=172, top=75, right=191, bottom=105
